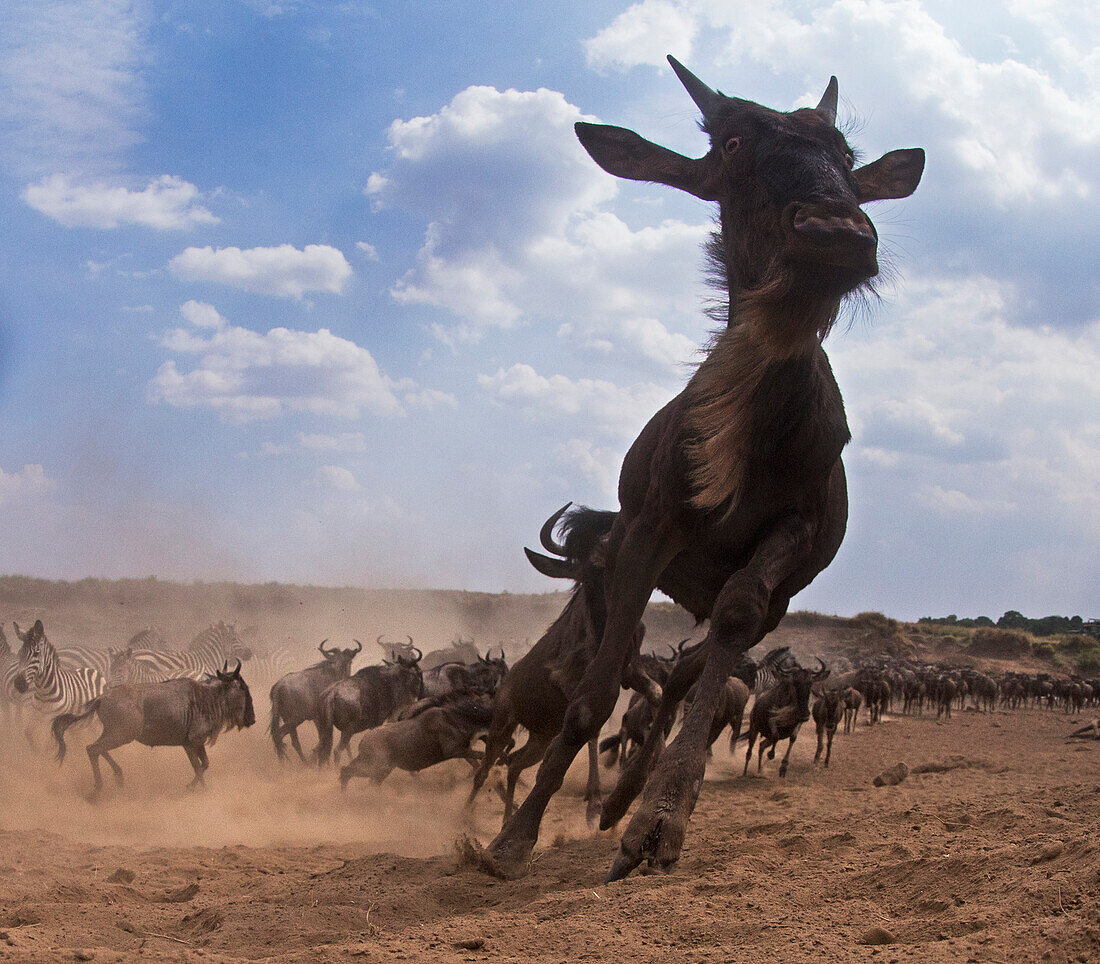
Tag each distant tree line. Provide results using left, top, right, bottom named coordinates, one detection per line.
left=918, top=611, right=1086, bottom=637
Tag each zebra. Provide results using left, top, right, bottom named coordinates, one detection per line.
left=751, top=646, right=798, bottom=693
left=127, top=621, right=250, bottom=683
left=12, top=620, right=106, bottom=717
left=239, top=643, right=299, bottom=685
left=56, top=645, right=113, bottom=679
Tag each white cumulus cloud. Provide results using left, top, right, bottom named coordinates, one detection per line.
left=478, top=363, right=672, bottom=439
left=369, top=84, right=709, bottom=361
left=148, top=303, right=411, bottom=422
left=585, top=0, right=698, bottom=72
left=22, top=174, right=218, bottom=229
left=168, top=244, right=352, bottom=299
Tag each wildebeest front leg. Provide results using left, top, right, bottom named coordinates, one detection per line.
left=778, top=728, right=800, bottom=777
left=608, top=517, right=814, bottom=881
left=584, top=737, right=602, bottom=830
left=483, top=518, right=684, bottom=878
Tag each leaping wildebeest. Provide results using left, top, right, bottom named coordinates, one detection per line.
left=314, top=648, right=425, bottom=765
left=269, top=639, right=362, bottom=762
left=51, top=660, right=255, bottom=800
left=481, top=55, right=923, bottom=880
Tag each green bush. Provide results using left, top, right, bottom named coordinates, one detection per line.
left=1076, top=648, right=1100, bottom=675
left=968, top=627, right=1031, bottom=658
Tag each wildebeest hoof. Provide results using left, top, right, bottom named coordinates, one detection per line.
left=611, top=807, right=687, bottom=881
left=457, top=834, right=533, bottom=880
left=605, top=848, right=642, bottom=883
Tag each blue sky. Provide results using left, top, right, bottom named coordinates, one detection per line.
left=1, top=0, right=1097, bottom=620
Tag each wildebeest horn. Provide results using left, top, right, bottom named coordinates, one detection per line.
left=410, top=646, right=422, bottom=663
left=668, top=55, right=725, bottom=121
left=351, top=639, right=362, bottom=654
left=539, top=503, right=571, bottom=556
left=813, top=657, right=830, bottom=679
left=524, top=546, right=575, bottom=580
left=318, top=639, right=330, bottom=654
left=816, top=76, right=839, bottom=126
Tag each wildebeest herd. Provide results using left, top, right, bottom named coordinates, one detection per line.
left=2, top=549, right=1096, bottom=877
left=0, top=58, right=1093, bottom=888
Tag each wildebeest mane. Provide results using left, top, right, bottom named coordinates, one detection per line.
left=556, top=505, right=617, bottom=566
left=187, top=677, right=254, bottom=745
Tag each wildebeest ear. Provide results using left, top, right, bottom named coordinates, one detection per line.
left=855, top=148, right=925, bottom=202
left=575, top=122, right=721, bottom=201
left=524, top=547, right=575, bottom=580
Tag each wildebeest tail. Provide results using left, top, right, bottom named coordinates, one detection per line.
left=52, top=698, right=100, bottom=763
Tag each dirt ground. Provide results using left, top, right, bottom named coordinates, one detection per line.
left=2, top=696, right=1098, bottom=963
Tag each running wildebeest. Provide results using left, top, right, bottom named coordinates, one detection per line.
left=481, top=57, right=923, bottom=880
left=339, top=696, right=493, bottom=788
left=812, top=687, right=845, bottom=767
left=422, top=649, right=508, bottom=700
left=269, top=639, right=362, bottom=762
left=742, top=659, right=830, bottom=777
left=842, top=686, right=862, bottom=734
left=314, top=648, right=424, bottom=765
left=51, top=660, right=255, bottom=800
left=467, top=504, right=644, bottom=829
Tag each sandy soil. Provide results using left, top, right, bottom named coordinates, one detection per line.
left=2, top=697, right=1098, bottom=963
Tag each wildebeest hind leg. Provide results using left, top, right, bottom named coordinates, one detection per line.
left=184, top=744, right=207, bottom=789
left=287, top=725, right=309, bottom=764
left=86, top=732, right=129, bottom=800
left=503, top=731, right=551, bottom=820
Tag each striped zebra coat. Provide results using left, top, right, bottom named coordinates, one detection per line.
left=13, top=620, right=106, bottom=717
left=124, top=621, right=249, bottom=684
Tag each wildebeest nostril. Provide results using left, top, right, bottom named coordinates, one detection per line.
left=793, top=209, right=876, bottom=247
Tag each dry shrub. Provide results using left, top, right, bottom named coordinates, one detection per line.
left=968, top=627, right=1031, bottom=658
left=853, top=612, right=909, bottom=656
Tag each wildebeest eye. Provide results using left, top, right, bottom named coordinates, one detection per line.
left=844, top=151, right=855, bottom=170
left=724, top=136, right=742, bottom=155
